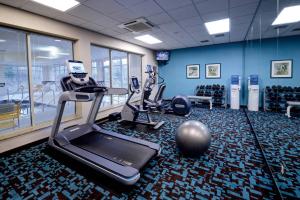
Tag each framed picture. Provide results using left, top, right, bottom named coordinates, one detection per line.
left=186, top=64, right=200, bottom=79
left=271, top=59, right=293, bottom=78
left=205, top=63, right=221, bottom=79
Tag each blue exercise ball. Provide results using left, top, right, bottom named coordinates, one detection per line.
left=175, top=120, right=211, bottom=155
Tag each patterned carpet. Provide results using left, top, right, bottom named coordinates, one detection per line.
left=246, top=111, right=300, bottom=199
left=1, top=107, right=298, bottom=199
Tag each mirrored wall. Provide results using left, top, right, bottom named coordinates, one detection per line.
left=244, top=0, right=300, bottom=198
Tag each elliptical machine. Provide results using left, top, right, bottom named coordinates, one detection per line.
left=119, top=76, right=165, bottom=129
left=142, top=66, right=191, bottom=117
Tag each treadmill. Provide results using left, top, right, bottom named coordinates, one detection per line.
left=48, top=60, right=161, bottom=185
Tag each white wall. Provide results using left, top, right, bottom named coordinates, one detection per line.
left=0, top=4, right=157, bottom=153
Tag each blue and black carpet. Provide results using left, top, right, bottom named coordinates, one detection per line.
left=1, top=107, right=299, bottom=199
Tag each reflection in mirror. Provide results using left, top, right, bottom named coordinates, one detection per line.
left=245, top=0, right=300, bottom=198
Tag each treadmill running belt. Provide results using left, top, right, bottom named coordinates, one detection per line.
left=70, top=131, right=157, bottom=170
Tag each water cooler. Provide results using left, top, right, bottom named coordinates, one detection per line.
left=230, top=75, right=241, bottom=109
left=248, top=75, right=259, bottom=111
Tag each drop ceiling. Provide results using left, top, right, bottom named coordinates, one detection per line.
left=0, top=0, right=300, bottom=50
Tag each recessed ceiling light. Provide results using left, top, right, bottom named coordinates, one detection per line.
left=134, top=34, right=162, bottom=44
left=272, top=5, right=300, bottom=25
left=0, top=39, right=6, bottom=42
left=31, top=0, right=80, bottom=12
left=205, top=18, right=230, bottom=35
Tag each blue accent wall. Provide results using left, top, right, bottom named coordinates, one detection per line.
left=159, top=35, right=300, bottom=106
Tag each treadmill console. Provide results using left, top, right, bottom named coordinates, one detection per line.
left=67, top=60, right=89, bottom=85
left=61, top=60, right=103, bottom=92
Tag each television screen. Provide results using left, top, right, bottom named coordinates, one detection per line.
left=156, top=51, right=169, bottom=61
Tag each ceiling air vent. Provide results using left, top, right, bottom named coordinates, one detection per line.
left=292, top=27, right=300, bottom=32
left=214, top=34, right=225, bottom=37
left=200, top=40, right=209, bottom=43
left=118, top=18, right=154, bottom=34
left=274, top=25, right=288, bottom=29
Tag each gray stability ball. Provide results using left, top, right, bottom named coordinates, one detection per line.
left=175, top=120, right=211, bottom=155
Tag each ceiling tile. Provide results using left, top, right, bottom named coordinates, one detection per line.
left=231, top=15, right=253, bottom=26
left=67, top=5, right=104, bottom=21
left=92, top=14, right=119, bottom=27
left=177, top=16, right=204, bottom=28
left=79, top=22, right=105, bottom=32
left=230, top=2, right=259, bottom=18
left=230, top=0, right=259, bottom=8
left=99, top=28, right=122, bottom=37
left=83, top=0, right=125, bottom=15
left=115, top=0, right=147, bottom=6
left=155, top=0, right=192, bottom=11
left=195, top=0, right=229, bottom=15
left=147, top=12, right=173, bottom=25
left=159, top=22, right=182, bottom=34
left=187, top=25, right=207, bottom=34
left=201, top=10, right=228, bottom=22
left=108, top=8, right=141, bottom=22
left=167, top=4, right=199, bottom=20
left=230, top=23, right=249, bottom=41
left=53, top=13, right=87, bottom=26
left=0, top=0, right=28, bottom=8
left=128, top=0, right=163, bottom=17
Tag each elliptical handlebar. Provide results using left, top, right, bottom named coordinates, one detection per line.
left=129, top=84, right=140, bottom=94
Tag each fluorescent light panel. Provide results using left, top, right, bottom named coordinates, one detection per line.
left=135, top=34, right=162, bottom=44
left=0, top=39, right=6, bottom=42
left=272, top=5, right=300, bottom=25
left=31, top=0, right=79, bottom=12
left=205, top=18, right=230, bottom=35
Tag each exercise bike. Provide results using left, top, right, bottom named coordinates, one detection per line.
left=142, top=66, right=191, bottom=117
left=119, top=76, right=165, bottom=129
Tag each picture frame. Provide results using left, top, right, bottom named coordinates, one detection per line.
left=186, top=64, right=200, bottom=79
left=205, top=63, right=221, bottom=79
left=270, top=59, right=293, bottom=78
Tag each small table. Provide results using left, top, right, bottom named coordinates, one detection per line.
left=286, top=101, right=300, bottom=118
left=188, top=96, right=213, bottom=110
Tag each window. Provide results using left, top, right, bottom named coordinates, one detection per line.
left=90, top=45, right=142, bottom=108
left=111, top=50, right=128, bottom=105
left=0, top=27, right=30, bottom=134
left=0, top=26, right=76, bottom=137
left=31, top=34, right=74, bottom=124
left=91, top=46, right=111, bottom=107
left=128, top=53, right=142, bottom=100
left=129, top=53, right=142, bottom=84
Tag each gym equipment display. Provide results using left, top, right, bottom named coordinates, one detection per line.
left=230, top=75, right=241, bottom=110
left=175, top=120, right=211, bottom=156
left=48, top=60, right=161, bottom=185
left=264, top=85, right=300, bottom=113
left=248, top=75, right=259, bottom=111
left=194, top=84, right=227, bottom=108
left=142, top=65, right=191, bottom=116
left=120, top=76, right=165, bottom=129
